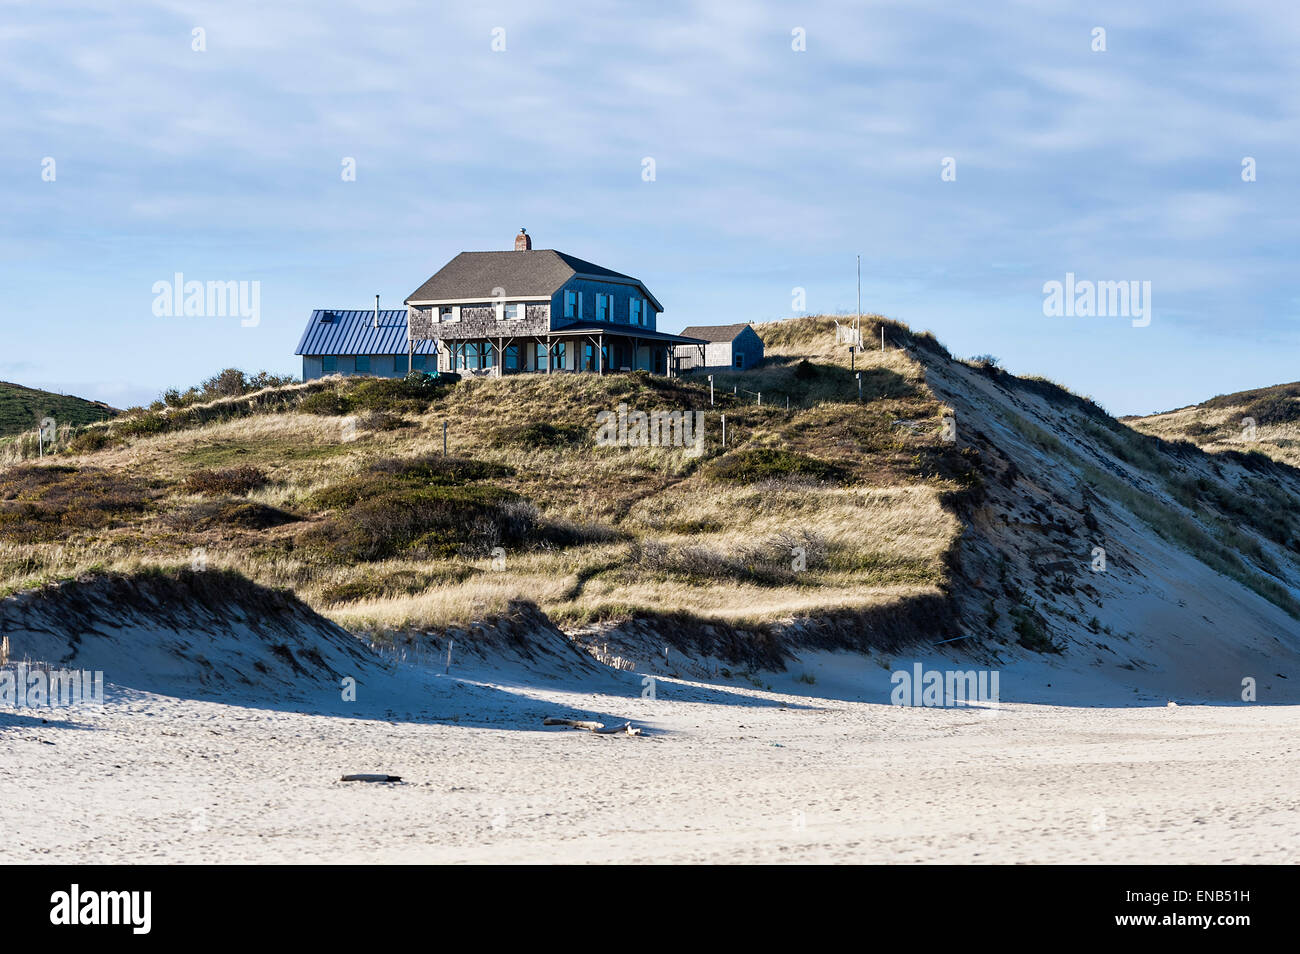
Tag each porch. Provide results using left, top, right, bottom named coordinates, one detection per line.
left=434, top=325, right=707, bottom=377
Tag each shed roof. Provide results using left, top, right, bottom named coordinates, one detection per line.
left=295, top=309, right=438, bottom=356
left=678, top=322, right=757, bottom=343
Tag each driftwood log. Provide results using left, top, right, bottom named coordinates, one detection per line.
left=544, top=717, right=642, bottom=736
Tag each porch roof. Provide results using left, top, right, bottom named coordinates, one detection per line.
left=542, top=323, right=707, bottom=345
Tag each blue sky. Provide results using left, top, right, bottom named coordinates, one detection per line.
left=2, top=0, right=1297, bottom=415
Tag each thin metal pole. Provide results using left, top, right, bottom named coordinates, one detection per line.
left=721, top=414, right=726, bottom=446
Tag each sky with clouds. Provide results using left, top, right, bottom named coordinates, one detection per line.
left=1, top=0, right=1297, bottom=414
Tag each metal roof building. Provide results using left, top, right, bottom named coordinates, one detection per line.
left=295, top=309, right=436, bottom=357
left=295, top=309, right=437, bottom=381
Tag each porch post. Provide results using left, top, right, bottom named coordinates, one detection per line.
left=599, top=333, right=604, bottom=376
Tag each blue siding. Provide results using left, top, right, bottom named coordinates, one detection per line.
left=551, top=279, right=657, bottom=332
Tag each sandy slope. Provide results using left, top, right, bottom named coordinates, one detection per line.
left=4, top=648, right=1298, bottom=865
left=910, top=346, right=1300, bottom=690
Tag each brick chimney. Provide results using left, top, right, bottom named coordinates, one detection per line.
left=514, top=228, right=532, bottom=251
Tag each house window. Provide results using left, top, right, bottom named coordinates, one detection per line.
left=505, top=345, right=520, bottom=370
left=504, top=303, right=521, bottom=320
left=564, top=290, right=577, bottom=318
left=438, top=306, right=455, bottom=322
left=413, top=355, right=430, bottom=371
left=321, top=355, right=337, bottom=374
left=734, top=353, right=745, bottom=369
left=596, top=293, right=609, bottom=322
left=553, top=341, right=566, bottom=369
left=354, top=355, right=371, bottom=374
left=629, top=299, right=640, bottom=326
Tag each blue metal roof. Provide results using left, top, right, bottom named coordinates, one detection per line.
left=295, top=309, right=438, bottom=356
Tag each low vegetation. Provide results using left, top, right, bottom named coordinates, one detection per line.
left=0, top=318, right=966, bottom=632
left=7, top=312, right=1293, bottom=658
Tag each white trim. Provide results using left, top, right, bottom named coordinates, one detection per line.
left=570, top=273, right=664, bottom=312
left=408, top=297, right=550, bottom=307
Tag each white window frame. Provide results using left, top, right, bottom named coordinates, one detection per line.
left=504, top=303, right=523, bottom=321
left=439, top=305, right=459, bottom=323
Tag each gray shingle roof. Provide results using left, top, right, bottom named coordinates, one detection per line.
left=295, top=309, right=437, bottom=356
left=405, top=250, right=660, bottom=309
left=678, top=323, right=755, bottom=343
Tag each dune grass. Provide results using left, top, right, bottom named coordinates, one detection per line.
left=0, top=319, right=968, bottom=630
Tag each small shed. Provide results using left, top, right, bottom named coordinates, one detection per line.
left=674, top=323, right=765, bottom=371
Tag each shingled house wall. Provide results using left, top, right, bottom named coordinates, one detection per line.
left=407, top=302, right=551, bottom=341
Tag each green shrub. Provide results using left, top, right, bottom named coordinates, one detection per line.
left=356, top=410, right=412, bottom=432
left=503, top=421, right=588, bottom=448
left=708, top=448, right=849, bottom=484
left=298, top=391, right=353, bottom=416
left=69, top=428, right=112, bottom=454
left=189, top=500, right=299, bottom=530
left=184, top=465, right=269, bottom=497
left=114, top=412, right=169, bottom=439
left=367, top=454, right=513, bottom=484
left=1011, top=607, right=1059, bottom=653
left=0, top=466, right=157, bottom=541
left=300, top=484, right=531, bottom=562
left=349, top=374, right=452, bottom=414
left=307, top=456, right=513, bottom=511
left=1246, top=392, right=1300, bottom=426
